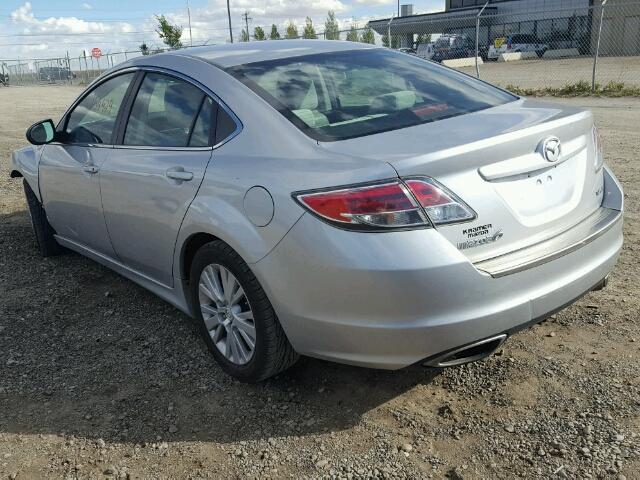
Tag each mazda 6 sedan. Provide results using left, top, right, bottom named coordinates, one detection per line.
left=11, top=40, right=623, bottom=382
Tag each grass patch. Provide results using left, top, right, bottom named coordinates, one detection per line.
left=504, top=80, right=640, bottom=97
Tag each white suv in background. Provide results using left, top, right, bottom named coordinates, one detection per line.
left=488, top=34, right=548, bottom=60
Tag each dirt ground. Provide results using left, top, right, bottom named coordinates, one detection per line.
left=0, top=86, right=638, bottom=480
left=457, top=56, right=640, bottom=89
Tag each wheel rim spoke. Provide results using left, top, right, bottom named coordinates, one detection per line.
left=234, top=316, right=256, bottom=344
left=229, top=286, right=245, bottom=307
left=211, top=325, right=224, bottom=344
left=199, top=263, right=255, bottom=366
left=235, top=311, right=254, bottom=321
left=233, top=329, right=250, bottom=363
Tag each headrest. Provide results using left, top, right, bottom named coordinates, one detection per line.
left=276, top=70, right=317, bottom=110
left=370, top=90, right=417, bottom=113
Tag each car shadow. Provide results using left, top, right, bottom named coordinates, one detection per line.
left=0, top=210, right=441, bottom=445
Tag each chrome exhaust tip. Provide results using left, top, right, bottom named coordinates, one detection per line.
left=423, top=334, right=508, bottom=368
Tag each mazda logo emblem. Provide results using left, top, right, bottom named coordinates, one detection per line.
left=542, top=137, right=561, bottom=162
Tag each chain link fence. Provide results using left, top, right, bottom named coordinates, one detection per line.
left=370, top=0, right=640, bottom=91
left=2, top=1, right=639, bottom=92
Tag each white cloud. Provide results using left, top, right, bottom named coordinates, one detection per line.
left=11, top=2, right=134, bottom=35
left=1, top=0, right=386, bottom=63
left=353, top=0, right=394, bottom=5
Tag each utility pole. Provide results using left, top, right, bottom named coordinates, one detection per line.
left=187, top=0, right=193, bottom=46
left=227, top=0, right=233, bottom=43
left=242, top=11, right=251, bottom=41
left=397, top=0, right=400, bottom=18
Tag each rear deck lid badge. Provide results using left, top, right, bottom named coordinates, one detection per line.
left=541, top=136, right=561, bottom=162
left=457, top=224, right=503, bottom=250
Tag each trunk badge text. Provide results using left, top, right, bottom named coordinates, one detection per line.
left=458, top=224, right=504, bottom=250
left=541, top=136, right=561, bottom=162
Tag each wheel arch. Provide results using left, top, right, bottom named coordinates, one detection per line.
left=180, top=231, right=221, bottom=284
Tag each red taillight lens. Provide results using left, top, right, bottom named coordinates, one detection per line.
left=295, top=178, right=475, bottom=231
left=405, top=178, right=476, bottom=225
left=295, top=181, right=426, bottom=230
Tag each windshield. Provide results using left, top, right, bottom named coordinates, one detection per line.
left=228, top=48, right=516, bottom=141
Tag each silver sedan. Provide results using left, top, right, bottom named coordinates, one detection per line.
left=11, top=40, right=623, bottom=382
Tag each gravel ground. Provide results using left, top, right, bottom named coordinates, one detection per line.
left=0, top=86, right=638, bottom=480
left=457, top=56, right=640, bottom=89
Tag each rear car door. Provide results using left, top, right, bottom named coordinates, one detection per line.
left=99, top=70, right=221, bottom=287
left=40, top=72, right=136, bottom=256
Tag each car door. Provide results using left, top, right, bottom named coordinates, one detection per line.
left=39, top=71, right=136, bottom=257
left=99, top=70, right=218, bottom=287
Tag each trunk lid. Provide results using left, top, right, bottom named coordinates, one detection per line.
left=318, top=98, right=604, bottom=263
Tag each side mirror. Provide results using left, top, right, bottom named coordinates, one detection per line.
left=26, top=119, right=56, bottom=145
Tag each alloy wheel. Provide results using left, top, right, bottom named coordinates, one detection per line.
left=198, top=264, right=256, bottom=365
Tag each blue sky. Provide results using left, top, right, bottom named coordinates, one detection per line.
left=1, top=0, right=446, bottom=60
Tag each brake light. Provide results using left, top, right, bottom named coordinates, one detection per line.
left=405, top=178, right=476, bottom=225
left=592, top=124, right=604, bottom=172
left=295, top=181, right=426, bottom=230
left=294, top=177, right=475, bottom=231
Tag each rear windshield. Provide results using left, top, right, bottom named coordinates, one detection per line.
left=227, top=48, right=516, bottom=142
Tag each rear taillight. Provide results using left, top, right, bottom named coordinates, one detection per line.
left=294, top=178, right=475, bottom=231
left=294, top=181, right=426, bottom=230
left=592, top=125, right=604, bottom=172
left=404, top=178, right=476, bottom=225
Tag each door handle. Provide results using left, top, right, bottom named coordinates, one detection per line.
left=82, top=165, right=99, bottom=174
left=165, top=169, right=193, bottom=181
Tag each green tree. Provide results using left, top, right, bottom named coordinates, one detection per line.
left=285, top=21, right=298, bottom=39
left=302, top=17, right=317, bottom=39
left=324, top=11, right=340, bottom=40
left=240, top=28, right=249, bottom=42
left=382, top=32, right=399, bottom=48
left=269, top=24, right=280, bottom=40
left=139, top=42, right=150, bottom=55
left=155, top=15, right=183, bottom=49
left=254, top=26, right=266, bottom=40
left=415, top=33, right=431, bottom=46
left=360, top=26, right=375, bottom=44
left=346, top=24, right=360, bottom=42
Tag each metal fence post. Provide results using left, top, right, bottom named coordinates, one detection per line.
left=387, top=17, right=393, bottom=49
left=592, top=0, right=607, bottom=92
left=476, top=1, right=489, bottom=79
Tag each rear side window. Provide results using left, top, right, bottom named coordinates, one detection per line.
left=124, top=73, right=209, bottom=147
left=228, top=49, right=516, bottom=142
left=189, top=97, right=216, bottom=147
left=65, top=73, right=134, bottom=144
left=215, top=107, right=238, bottom=144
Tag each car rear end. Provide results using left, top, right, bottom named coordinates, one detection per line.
left=230, top=47, right=623, bottom=369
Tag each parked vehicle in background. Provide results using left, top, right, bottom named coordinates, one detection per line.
left=398, top=47, right=416, bottom=55
left=38, top=67, right=75, bottom=83
left=11, top=41, right=623, bottom=382
left=431, top=34, right=475, bottom=62
left=416, top=42, right=435, bottom=60
left=488, top=34, right=548, bottom=60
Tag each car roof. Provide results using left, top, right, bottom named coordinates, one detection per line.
left=146, top=40, right=379, bottom=69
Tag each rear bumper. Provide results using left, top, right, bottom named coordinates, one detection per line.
left=253, top=167, right=623, bottom=369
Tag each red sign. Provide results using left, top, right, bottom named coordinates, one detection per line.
left=91, top=48, right=102, bottom=59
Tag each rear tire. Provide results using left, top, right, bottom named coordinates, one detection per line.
left=189, top=240, right=298, bottom=382
left=23, top=180, right=64, bottom=257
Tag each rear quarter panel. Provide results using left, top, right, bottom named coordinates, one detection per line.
left=11, top=145, right=42, bottom=200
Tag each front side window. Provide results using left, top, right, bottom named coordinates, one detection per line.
left=228, top=49, right=516, bottom=142
left=65, top=73, right=134, bottom=144
left=124, top=73, right=209, bottom=147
